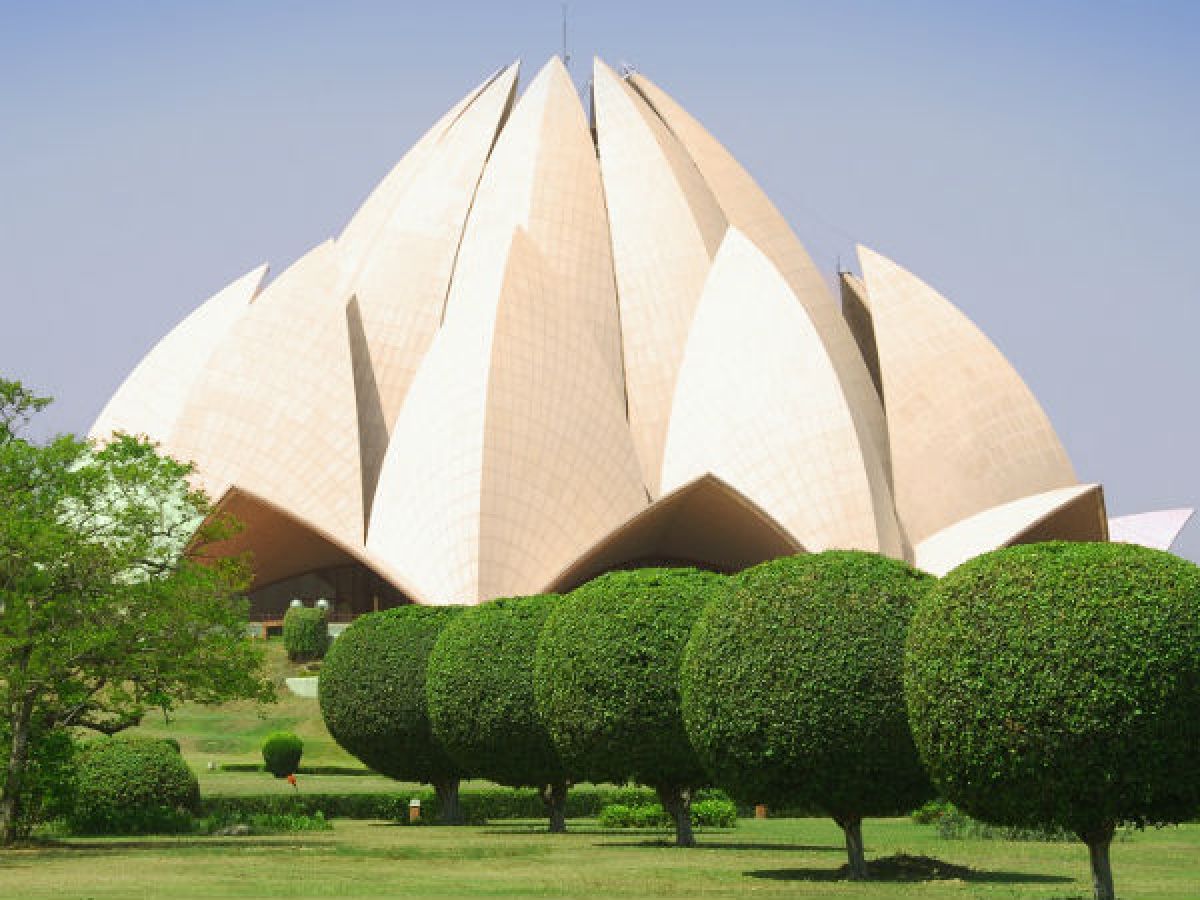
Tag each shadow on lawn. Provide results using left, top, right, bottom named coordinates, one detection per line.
left=1, top=837, right=320, bottom=858
left=746, top=853, right=1075, bottom=884
left=593, top=838, right=843, bottom=852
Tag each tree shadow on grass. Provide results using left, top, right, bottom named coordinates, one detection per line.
left=746, top=853, right=1075, bottom=884
left=0, top=836, right=321, bottom=862
left=594, top=838, right=842, bottom=852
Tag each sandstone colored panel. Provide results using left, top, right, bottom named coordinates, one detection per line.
left=443, top=57, right=624, bottom=378
left=1108, top=508, right=1194, bottom=551
left=592, top=59, right=728, bottom=495
left=368, top=229, right=645, bottom=605
left=630, top=74, right=894, bottom=500
left=89, top=265, right=267, bottom=446
left=859, top=245, right=1077, bottom=544
left=544, top=474, right=802, bottom=594
left=170, top=240, right=365, bottom=550
left=915, top=484, right=1106, bottom=576
left=662, top=228, right=897, bottom=554
left=334, top=62, right=519, bottom=492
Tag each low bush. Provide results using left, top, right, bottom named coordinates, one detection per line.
left=199, top=785, right=659, bottom=823
left=197, top=810, right=332, bottom=834
left=910, top=799, right=955, bottom=825
left=261, top=732, right=303, bottom=778
left=283, top=606, right=330, bottom=662
left=69, top=737, right=199, bottom=835
left=598, top=797, right=737, bottom=829
left=0, top=722, right=75, bottom=840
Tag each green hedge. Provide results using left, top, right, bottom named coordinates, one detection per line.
left=69, top=737, right=199, bottom=835
left=219, top=764, right=373, bottom=776
left=283, top=606, right=330, bottom=662
left=199, top=786, right=660, bottom=823
left=599, top=798, right=737, bottom=829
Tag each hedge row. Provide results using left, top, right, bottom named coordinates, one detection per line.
left=219, top=764, right=373, bottom=776
left=199, top=785, right=660, bottom=823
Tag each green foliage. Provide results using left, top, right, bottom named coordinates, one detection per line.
left=0, top=722, right=75, bottom=840
left=598, top=798, right=738, bottom=829
left=283, top=606, right=330, bottom=662
left=534, top=568, right=723, bottom=789
left=318, top=605, right=465, bottom=784
left=0, top=376, right=273, bottom=843
left=199, top=785, right=660, bottom=822
left=910, top=799, right=956, bottom=825
left=197, top=810, right=331, bottom=834
left=68, top=737, right=200, bottom=834
left=905, top=541, right=1200, bottom=837
left=682, top=551, right=934, bottom=818
left=427, top=594, right=566, bottom=788
left=261, top=731, right=303, bottom=778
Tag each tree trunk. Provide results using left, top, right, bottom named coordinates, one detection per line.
left=1, top=702, right=33, bottom=847
left=541, top=781, right=568, bottom=833
left=433, top=778, right=462, bottom=825
left=1082, top=823, right=1117, bottom=900
left=835, top=815, right=869, bottom=880
left=656, top=785, right=695, bottom=848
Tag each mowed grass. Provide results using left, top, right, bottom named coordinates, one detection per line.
left=4, top=818, right=1197, bottom=899
left=124, top=638, right=359, bottom=770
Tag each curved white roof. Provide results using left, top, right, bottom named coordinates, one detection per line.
left=92, top=58, right=1128, bottom=602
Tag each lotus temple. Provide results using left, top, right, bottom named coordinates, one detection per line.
left=90, top=57, right=1192, bottom=620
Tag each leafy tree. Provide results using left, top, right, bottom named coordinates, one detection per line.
left=318, top=605, right=467, bottom=823
left=905, top=541, right=1200, bottom=900
left=534, top=568, right=723, bottom=846
left=681, top=551, right=933, bottom=878
left=0, top=378, right=274, bottom=845
left=426, top=594, right=570, bottom=831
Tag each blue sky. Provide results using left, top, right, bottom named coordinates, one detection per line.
left=2, top=1, right=1197, bottom=558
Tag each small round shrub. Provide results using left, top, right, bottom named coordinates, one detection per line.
left=905, top=541, right=1200, bottom=900
left=69, top=737, right=199, bottom=834
left=319, top=605, right=466, bottom=820
left=681, top=551, right=933, bottom=878
left=261, top=732, right=303, bottom=778
left=283, top=605, right=330, bottom=662
left=534, top=567, right=725, bottom=845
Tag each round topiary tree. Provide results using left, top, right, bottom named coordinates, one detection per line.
left=427, top=594, right=571, bottom=832
left=69, top=737, right=199, bottom=834
left=261, top=731, right=303, bottom=778
left=534, top=567, right=725, bottom=846
left=319, top=605, right=467, bottom=823
left=283, top=605, right=330, bottom=662
left=681, top=551, right=934, bottom=879
left=905, top=541, right=1200, bottom=900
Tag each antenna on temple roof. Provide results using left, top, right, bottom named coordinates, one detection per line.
left=561, top=4, right=571, bottom=72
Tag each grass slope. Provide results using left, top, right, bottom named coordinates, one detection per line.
left=126, top=639, right=360, bottom=770
left=4, top=818, right=1197, bottom=899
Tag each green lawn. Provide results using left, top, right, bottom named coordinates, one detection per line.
left=124, top=638, right=359, bottom=769
left=3, top=818, right=1197, bottom=899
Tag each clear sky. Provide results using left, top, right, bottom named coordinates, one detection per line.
left=2, top=1, right=1197, bottom=558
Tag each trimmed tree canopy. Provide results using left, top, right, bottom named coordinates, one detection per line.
left=319, top=605, right=464, bottom=785
left=426, top=594, right=566, bottom=788
left=534, top=568, right=722, bottom=788
left=681, top=550, right=933, bottom=878
left=905, top=541, right=1200, bottom=837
